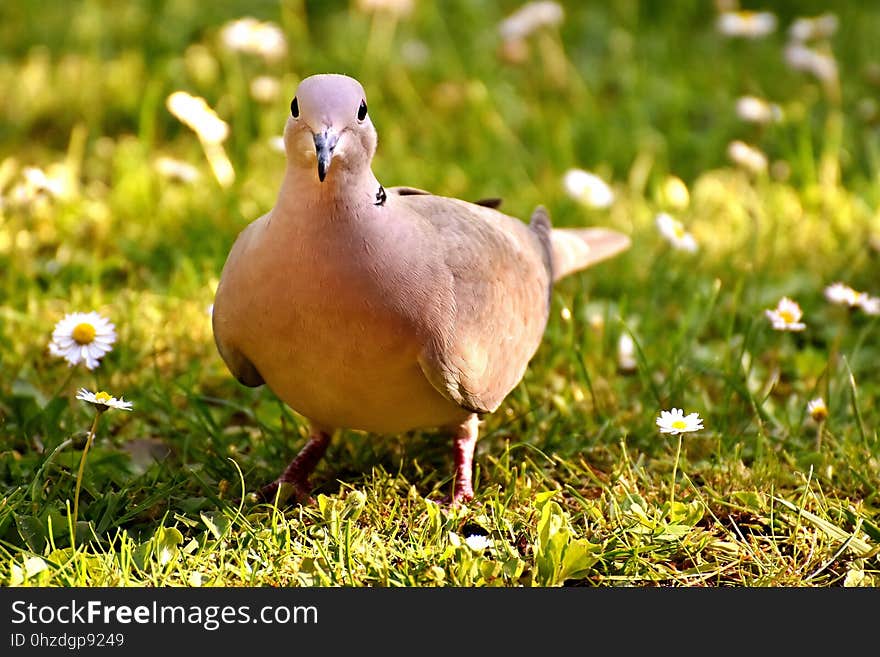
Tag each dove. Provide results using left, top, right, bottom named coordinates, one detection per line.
left=212, top=73, right=630, bottom=505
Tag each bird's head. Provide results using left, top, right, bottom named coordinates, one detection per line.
left=283, top=74, right=377, bottom=184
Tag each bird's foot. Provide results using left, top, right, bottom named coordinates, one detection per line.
left=453, top=484, right=474, bottom=507
left=255, top=479, right=315, bottom=506
left=255, top=477, right=314, bottom=506
left=251, top=429, right=332, bottom=506
left=432, top=482, right=474, bottom=509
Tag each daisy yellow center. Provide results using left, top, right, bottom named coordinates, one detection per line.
left=673, top=225, right=686, bottom=239
left=72, top=322, right=97, bottom=344
left=94, top=391, right=112, bottom=403
left=671, top=419, right=687, bottom=430
left=778, top=310, right=795, bottom=323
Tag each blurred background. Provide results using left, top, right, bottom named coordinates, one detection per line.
left=3, top=0, right=880, bottom=194
left=1, top=2, right=879, bottom=585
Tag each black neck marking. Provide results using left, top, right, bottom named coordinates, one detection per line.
left=374, top=185, right=387, bottom=206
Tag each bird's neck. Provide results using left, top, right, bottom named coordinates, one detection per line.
left=277, top=165, right=381, bottom=219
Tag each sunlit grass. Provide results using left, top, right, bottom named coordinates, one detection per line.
left=1, top=1, right=878, bottom=587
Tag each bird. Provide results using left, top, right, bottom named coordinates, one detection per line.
left=212, top=73, right=630, bottom=505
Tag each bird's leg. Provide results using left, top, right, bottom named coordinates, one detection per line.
left=451, top=414, right=480, bottom=505
left=257, top=427, right=331, bottom=505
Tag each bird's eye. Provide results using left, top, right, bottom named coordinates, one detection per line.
left=290, top=97, right=299, bottom=118
left=357, top=99, right=368, bottom=121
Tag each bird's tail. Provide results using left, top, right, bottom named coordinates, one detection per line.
left=529, top=206, right=630, bottom=282
left=549, top=226, right=630, bottom=282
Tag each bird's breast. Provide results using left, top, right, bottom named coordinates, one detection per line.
left=221, top=219, right=465, bottom=433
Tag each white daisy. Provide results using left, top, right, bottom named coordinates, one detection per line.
left=22, top=166, right=66, bottom=198
left=806, top=397, right=828, bottom=423
left=76, top=388, right=133, bottom=412
left=563, top=169, right=614, bottom=208
left=716, top=10, right=777, bottom=39
left=166, top=91, right=229, bottom=145
left=824, top=283, right=880, bottom=315
left=464, top=534, right=492, bottom=551
left=49, top=311, right=116, bottom=370
left=655, top=212, right=698, bottom=252
left=789, top=13, right=838, bottom=42
left=858, top=294, right=880, bottom=316
left=656, top=408, right=704, bottom=435
left=499, top=1, right=564, bottom=42
left=824, top=282, right=859, bottom=306
left=617, top=332, right=637, bottom=373
left=219, top=17, right=287, bottom=61
left=784, top=43, right=838, bottom=82
left=765, top=297, right=806, bottom=331
left=727, top=140, right=768, bottom=174
left=735, top=96, right=783, bottom=124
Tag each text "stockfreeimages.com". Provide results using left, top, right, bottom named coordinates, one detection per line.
left=10, top=600, right=317, bottom=631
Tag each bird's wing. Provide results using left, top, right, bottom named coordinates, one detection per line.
left=393, top=191, right=553, bottom=414
left=212, top=217, right=266, bottom=388
left=386, top=185, right=502, bottom=209
left=387, top=185, right=432, bottom=196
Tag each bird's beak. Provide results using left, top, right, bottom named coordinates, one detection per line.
left=313, top=128, right=338, bottom=182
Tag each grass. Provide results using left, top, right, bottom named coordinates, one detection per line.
left=1, top=0, right=879, bottom=587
